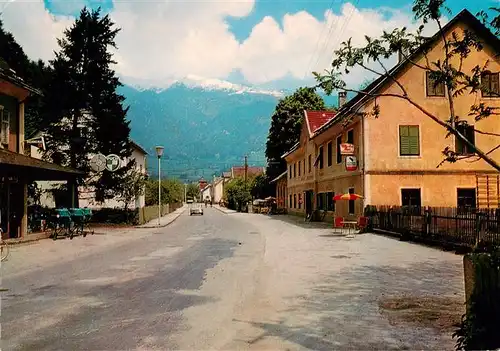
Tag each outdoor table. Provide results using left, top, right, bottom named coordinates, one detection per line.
left=343, top=220, right=358, bottom=236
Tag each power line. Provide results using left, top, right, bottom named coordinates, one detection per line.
left=307, top=0, right=340, bottom=79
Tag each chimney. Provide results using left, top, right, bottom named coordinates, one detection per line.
left=338, top=91, right=347, bottom=108
left=398, top=47, right=409, bottom=63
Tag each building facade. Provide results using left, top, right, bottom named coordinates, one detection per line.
left=283, top=10, right=500, bottom=220
left=270, top=171, right=287, bottom=210
left=0, top=67, right=82, bottom=239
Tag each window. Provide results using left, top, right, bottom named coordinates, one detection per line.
left=399, top=125, right=420, bottom=156
left=289, top=194, right=292, bottom=208
left=327, top=192, right=335, bottom=211
left=455, top=124, right=475, bottom=155
left=426, top=71, right=445, bottom=97
left=457, top=188, right=476, bottom=212
left=0, top=107, right=10, bottom=146
left=348, top=188, right=355, bottom=215
left=481, top=71, right=499, bottom=98
left=316, top=193, right=324, bottom=210
left=318, top=145, right=324, bottom=169
left=298, top=160, right=301, bottom=176
left=289, top=165, right=292, bottom=179
left=293, top=194, right=297, bottom=208
left=293, top=163, right=296, bottom=178
left=347, top=129, right=354, bottom=144
left=336, top=136, right=342, bottom=164
left=327, top=141, right=333, bottom=167
left=308, top=154, right=312, bottom=173
left=401, top=188, right=421, bottom=208
left=298, top=193, right=302, bottom=209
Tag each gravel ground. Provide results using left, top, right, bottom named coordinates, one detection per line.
left=1, top=209, right=465, bottom=350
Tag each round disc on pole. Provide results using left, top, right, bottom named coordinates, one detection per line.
left=90, top=153, right=107, bottom=172
left=105, top=154, right=121, bottom=172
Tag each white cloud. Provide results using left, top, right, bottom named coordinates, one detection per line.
left=1, top=0, right=433, bottom=89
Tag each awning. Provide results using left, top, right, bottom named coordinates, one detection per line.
left=0, top=148, right=84, bottom=181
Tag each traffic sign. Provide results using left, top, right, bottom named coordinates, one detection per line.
left=90, top=154, right=107, bottom=172
left=105, top=154, right=121, bottom=172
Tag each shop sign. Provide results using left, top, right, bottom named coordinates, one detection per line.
left=345, top=156, right=358, bottom=171
left=340, top=143, right=355, bottom=155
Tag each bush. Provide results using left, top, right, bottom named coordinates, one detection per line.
left=90, top=207, right=139, bottom=225
left=453, top=249, right=500, bottom=350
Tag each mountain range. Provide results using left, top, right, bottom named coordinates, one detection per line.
left=121, top=77, right=339, bottom=183
left=120, top=78, right=285, bottom=182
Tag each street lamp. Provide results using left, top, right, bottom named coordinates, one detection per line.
left=155, top=146, right=164, bottom=227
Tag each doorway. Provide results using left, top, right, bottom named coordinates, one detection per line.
left=305, top=190, right=313, bottom=215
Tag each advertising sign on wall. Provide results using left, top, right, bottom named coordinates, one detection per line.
left=340, top=143, right=355, bottom=155
left=345, top=156, right=358, bottom=171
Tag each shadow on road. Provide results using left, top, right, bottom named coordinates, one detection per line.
left=263, top=214, right=333, bottom=230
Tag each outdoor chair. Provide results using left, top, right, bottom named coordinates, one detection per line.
left=357, top=216, right=369, bottom=232
left=334, top=217, right=344, bottom=234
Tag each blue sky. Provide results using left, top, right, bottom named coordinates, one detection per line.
left=5, top=0, right=499, bottom=91
left=43, top=0, right=496, bottom=42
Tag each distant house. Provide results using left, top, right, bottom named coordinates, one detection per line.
left=29, top=138, right=148, bottom=209
left=201, top=184, right=211, bottom=202
left=270, top=171, right=287, bottom=210
left=231, top=166, right=265, bottom=179
left=211, top=177, right=225, bottom=203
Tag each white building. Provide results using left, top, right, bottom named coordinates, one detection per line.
left=201, top=184, right=212, bottom=202
left=28, top=136, right=148, bottom=209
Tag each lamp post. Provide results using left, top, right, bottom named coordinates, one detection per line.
left=155, top=146, right=164, bottom=227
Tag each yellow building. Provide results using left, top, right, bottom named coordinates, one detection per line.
left=283, top=9, right=500, bottom=221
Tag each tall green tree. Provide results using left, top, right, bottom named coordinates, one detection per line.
left=186, top=183, right=200, bottom=200
left=43, top=7, right=132, bottom=204
left=265, top=87, right=326, bottom=181
left=314, top=1, right=500, bottom=171
left=0, top=19, right=51, bottom=136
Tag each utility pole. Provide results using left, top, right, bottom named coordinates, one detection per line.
left=184, top=183, right=187, bottom=203
left=244, top=155, right=248, bottom=185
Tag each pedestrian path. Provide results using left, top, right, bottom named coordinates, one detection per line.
left=213, top=205, right=237, bottom=214
left=138, top=205, right=187, bottom=228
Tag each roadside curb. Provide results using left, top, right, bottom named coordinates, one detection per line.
left=136, top=207, right=187, bottom=229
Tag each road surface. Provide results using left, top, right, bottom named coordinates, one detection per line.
left=1, top=208, right=465, bottom=350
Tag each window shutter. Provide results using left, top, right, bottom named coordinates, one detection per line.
left=399, top=126, right=410, bottom=155
left=491, top=73, right=499, bottom=96
left=426, top=72, right=434, bottom=96
left=466, top=125, right=475, bottom=154
left=482, top=73, right=491, bottom=96
left=408, top=126, right=419, bottom=155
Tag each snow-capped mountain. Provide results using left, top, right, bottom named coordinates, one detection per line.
left=120, top=81, right=280, bottom=182
left=121, top=75, right=287, bottom=98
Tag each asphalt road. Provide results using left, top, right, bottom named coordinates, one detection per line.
left=1, top=207, right=262, bottom=351
left=1, top=207, right=465, bottom=350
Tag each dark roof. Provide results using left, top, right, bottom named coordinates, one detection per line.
left=231, top=166, right=264, bottom=178
left=0, top=67, right=42, bottom=96
left=314, top=9, right=500, bottom=137
left=130, top=140, right=148, bottom=155
left=270, top=171, right=287, bottom=183
left=0, top=148, right=84, bottom=181
left=281, top=142, right=300, bottom=159
left=304, top=110, right=336, bottom=136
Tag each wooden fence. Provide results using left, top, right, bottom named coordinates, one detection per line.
left=365, top=205, right=500, bottom=248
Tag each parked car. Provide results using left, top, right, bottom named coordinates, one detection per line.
left=189, top=202, right=203, bottom=216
